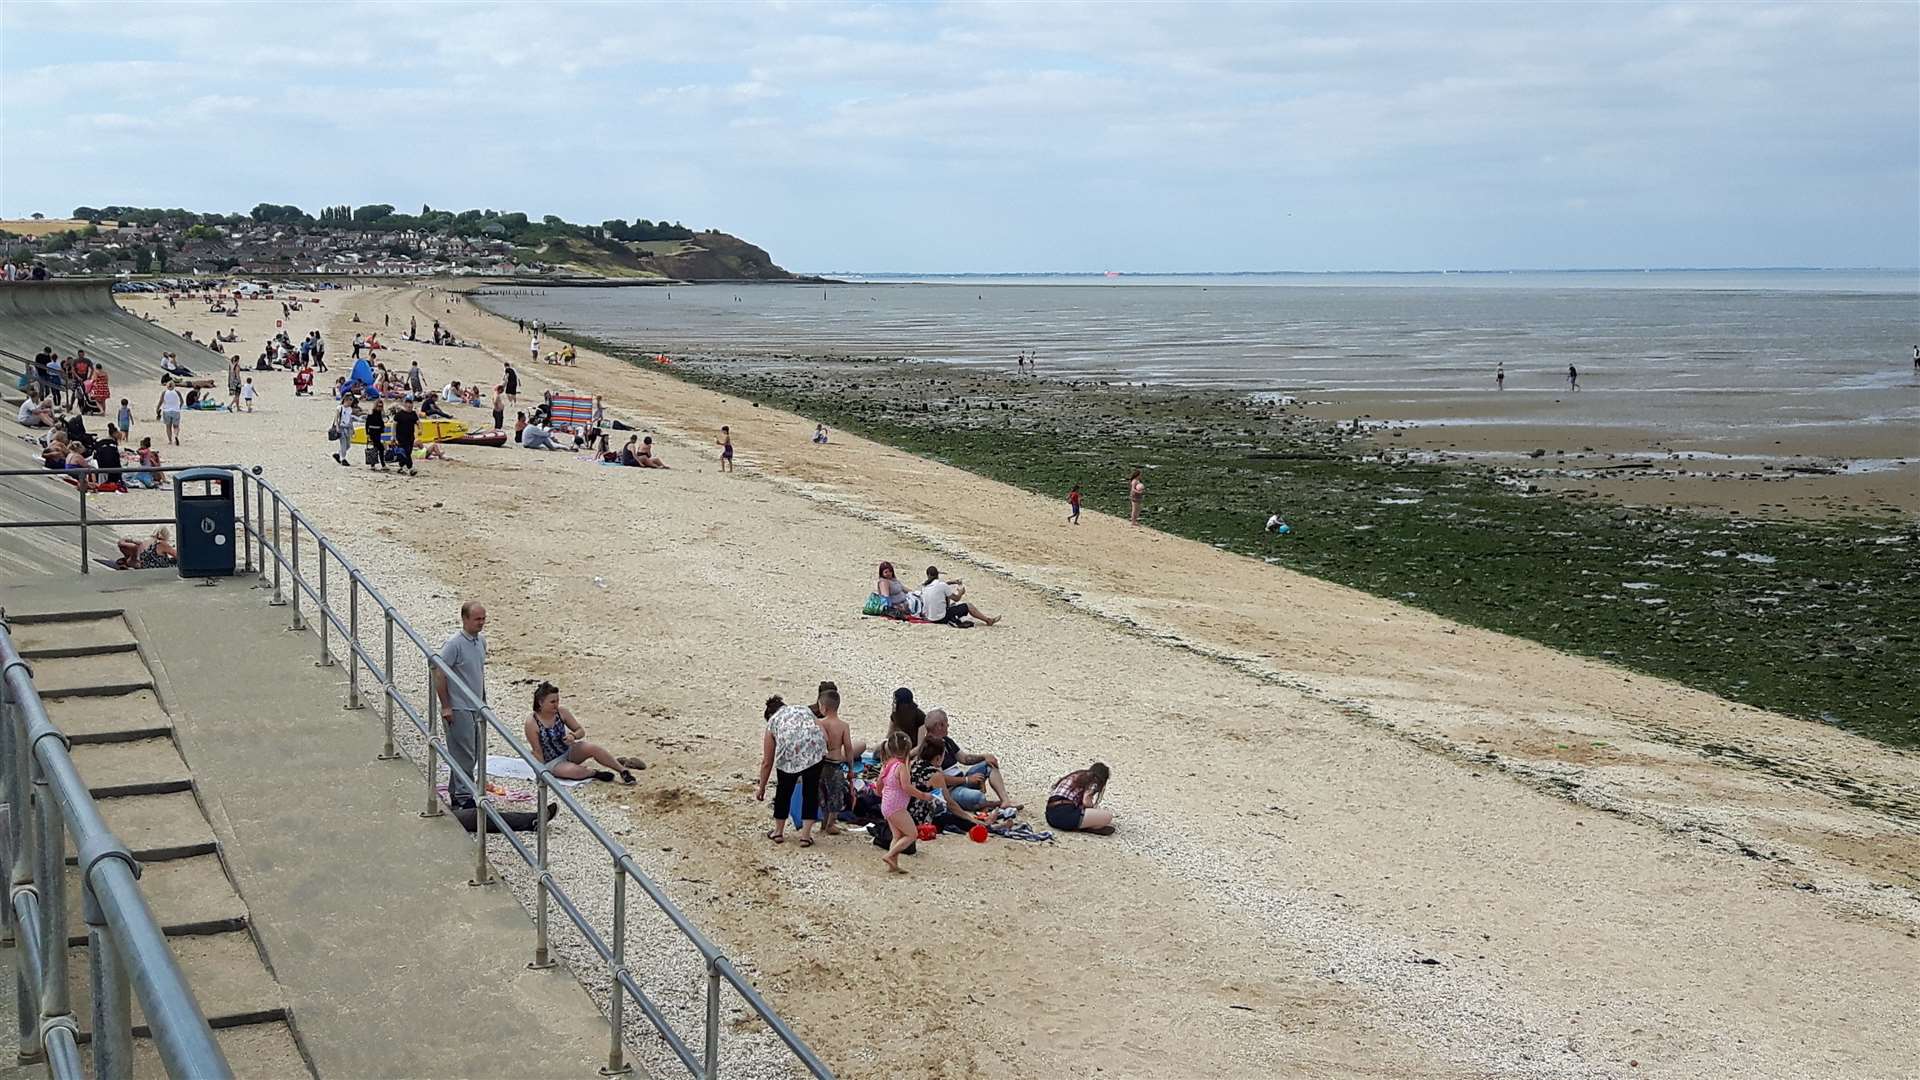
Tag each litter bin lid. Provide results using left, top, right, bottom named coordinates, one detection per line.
left=174, top=468, right=233, bottom=483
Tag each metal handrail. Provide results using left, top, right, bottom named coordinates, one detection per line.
left=0, top=465, right=251, bottom=576
left=1, top=618, right=233, bottom=1080
left=233, top=469, right=831, bottom=1079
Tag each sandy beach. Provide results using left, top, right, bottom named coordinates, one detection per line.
left=112, top=286, right=1920, bottom=1079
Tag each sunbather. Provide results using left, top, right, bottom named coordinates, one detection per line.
left=524, top=682, right=638, bottom=784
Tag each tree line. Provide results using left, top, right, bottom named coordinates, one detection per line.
left=68, top=203, right=701, bottom=245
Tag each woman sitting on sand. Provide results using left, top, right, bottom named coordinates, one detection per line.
left=115, top=528, right=177, bottom=571
left=1045, top=763, right=1114, bottom=835
left=524, top=682, right=640, bottom=785
left=636, top=436, right=668, bottom=468
left=874, top=561, right=917, bottom=616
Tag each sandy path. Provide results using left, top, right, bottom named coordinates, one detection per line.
left=116, top=287, right=1919, bottom=1079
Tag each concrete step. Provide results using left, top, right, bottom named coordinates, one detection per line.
left=63, top=854, right=248, bottom=945
left=70, top=791, right=215, bottom=863
left=29, top=651, right=154, bottom=699
left=69, top=737, right=192, bottom=798
left=43, top=690, right=172, bottom=745
left=77, top=1020, right=310, bottom=1080
left=5, top=614, right=136, bottom=657
left=63, top=929, right=286, bottom=1038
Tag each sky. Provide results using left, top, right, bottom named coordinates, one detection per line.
left=2, top=1, right=1916, bottom=273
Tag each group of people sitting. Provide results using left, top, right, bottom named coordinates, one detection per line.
left=868, top=562, right=1002, bottom=627
left=755, top=683, right=1112, bottom=872
left=24, top=406, right=168, bottom=492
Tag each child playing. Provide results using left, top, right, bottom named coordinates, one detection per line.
left=812, top=423, right=828, bottom=445
left=878, top=731, right=934, bottom=873
left=1068, top=484, right=1081, bottom=525
left=717, top=425, right=734, bottom=472
left=116, top=398, right=133, bottom=438
left=240, top=378, right=257, bottom=413
left=127, top=438, right=165, bottom=489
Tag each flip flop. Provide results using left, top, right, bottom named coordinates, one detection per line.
left=766, top=830, right=784, bottom=844
left=796, top=836, right=815, bottom=848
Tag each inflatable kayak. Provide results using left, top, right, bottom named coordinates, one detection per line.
left=439, top=429, right=508, bottom=447
left=352, top=418, right=468, bottom=445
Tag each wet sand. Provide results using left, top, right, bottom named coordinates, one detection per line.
left=115, top=287, right=1920, bottom=1079
left=1300, top=390, right=1919, bottom=517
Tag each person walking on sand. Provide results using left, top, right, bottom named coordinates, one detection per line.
left=718, top=425, right=734, bottom=471
left=1128, top=469, right=1145, bottom=526
left=155, top=382, right=184, bottom=447
left=240, top=378, right=256, bottom=413
left=363, top=402, right=389, bottom=471
left=332, top=395, right=356, bottom=466
left=877, top=731, right=935, bottom=873
left=1496, top=363, right=1505, bottom=390
left=116, top=397, right=133, bottom=439
left=227, top=357, right=243, bottom=411
left=1068, top=484, right=1081, bottom=525
left=392, top=396, right=418, bottom=476
left=1568, top=364, right=1580, bottom=391
left=503, top=362, right=519, bottom=408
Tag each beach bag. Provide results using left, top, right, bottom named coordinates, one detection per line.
left=863, top=593, right=889, bottom=617
left=325, top=421, right=340, bottom=442
left=363, top=443, right=379, bottom=466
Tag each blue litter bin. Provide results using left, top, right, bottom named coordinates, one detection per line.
left=172, top=468, right=236, bottom=578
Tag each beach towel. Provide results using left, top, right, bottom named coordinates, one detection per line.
left=989, top=822, right=1055, bottom=843
left=484, top=753, right=589, bottom=788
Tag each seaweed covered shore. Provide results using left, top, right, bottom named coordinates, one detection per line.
left=575, top=339, right=1919, bottom=750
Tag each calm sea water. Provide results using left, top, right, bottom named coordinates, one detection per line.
left=478, top=270, right=1920, bottom=445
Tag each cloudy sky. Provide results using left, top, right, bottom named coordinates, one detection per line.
left=2, top=1, right=1914, bottom=272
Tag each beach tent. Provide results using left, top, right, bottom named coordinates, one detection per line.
left=342, top=357, right=378, bottom=396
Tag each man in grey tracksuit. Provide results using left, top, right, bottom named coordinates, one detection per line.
left=434, top=601, right=488, bottom=810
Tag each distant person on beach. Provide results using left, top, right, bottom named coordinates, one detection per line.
left=434, top=601, right=489, bottom=810
left=363, top=403, right=390, bottom=471
left=525, top=681, right=638, bottom=785
left=813, top=423, right=829, bottom=444
left=392, top=397, right=418, bottom=475
left=1496, top=363, right=1505, bottom=390
left=1046, top=763, right=1114, bottom=834
left=492, top=387, right=506, bottom=431
left=920, top=709, right=1014, bottom=814
left=332, top=396, right=356, bottom=466
left=1265, top=514, right=1291, bottom=535
left=1068, top=484, right=1081, bottom=524
left=757, top=695, right=829, bottom=847
left=240, top=378, right=256, bottom=413
left=114, top=528, right=177, bottom=571
left=637, top=435, right=668, bottom=467
left=921, top=566, right=1000, bottom=626
left=503, top=362, right=519, bottom=407
left=876, top=731, right=935, bottom=872
left=718, top=426, right=734, bottom=471
left=1568, top=364, right=1580, bottom=391
left=1128, top=469, right=1145, bottom=525
left=1912, top=345, right=1918, bottom=370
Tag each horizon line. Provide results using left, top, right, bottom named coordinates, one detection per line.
left=805, top=266, right=1920, bottom=278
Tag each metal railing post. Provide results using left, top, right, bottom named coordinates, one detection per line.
left=8, top=687, right=33, bottom=913
left=77, top=485, right=89, bottom=575
left=238, top=472, right=253, bottom=577
left=530, top=771, right=552, bottom=968
left=469, top=719, right=490, bottom=886
left=344, top=578, right=361, bottom=707
left=84, top=883, right=133, bottom=1080
left=315, top=554, right=332, bottom=667
left=0, top=677, right=13, bottom=948
left=34, top=755, right=72, bottom=1036
left=420, top=677, right=443, bottom=818
left=288, top=517, right=304, bottom=630
left=378, top=612, right=397, bottom=759
left=254, top=476, right=270, bottom=589
left=268, top=492, right=284, bottom=606
left=705, top=959, right=722, bottom=1080
left=601, top=868, right=631, bottom=1076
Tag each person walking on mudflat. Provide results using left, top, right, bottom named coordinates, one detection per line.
left=1568, top=364, right=1580, bottom=391
left=1496, top=363, right=1505, bottom=390
left=1128, top=469, right=1146, bottom=526
left=718, top=425, right=734, bottom=471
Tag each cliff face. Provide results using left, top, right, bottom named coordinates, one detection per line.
left=639, top=232, right=801, bottom=281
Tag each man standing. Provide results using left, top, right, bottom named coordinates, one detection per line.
left=503, top=361, right=519, bottom=408
left=407, top=360, right=425, bottom=396
left=392, top=397, right=419, bottom=476
left=433, top=602, right=488, bottom=810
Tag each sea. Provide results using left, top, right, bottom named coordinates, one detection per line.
left=476, top=270, right=1920, bottom=452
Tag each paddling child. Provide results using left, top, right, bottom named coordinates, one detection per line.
left=1068, top=484, right=1081, bottom=524
left=718, top=425, right=734, bottom=471
left=877, top=731, right=934, bottom=873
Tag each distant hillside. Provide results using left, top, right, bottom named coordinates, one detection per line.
left=0, top=203, right=810, bottom=281
left=515, top=231, right=809, bottom=282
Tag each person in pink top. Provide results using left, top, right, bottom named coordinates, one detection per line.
left=1128, top=470, right=1145, bottom=526
left=877, top=731, right=935, bottom=873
